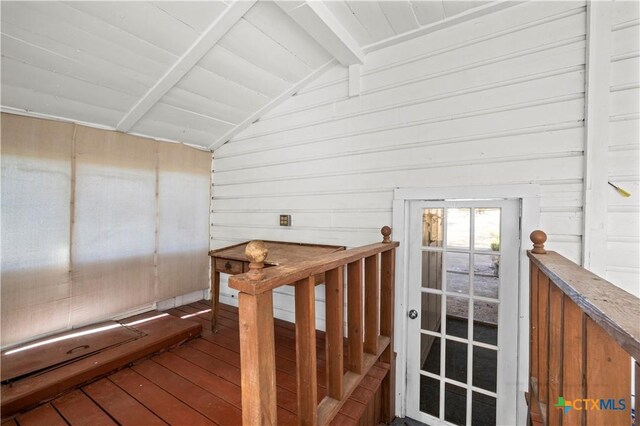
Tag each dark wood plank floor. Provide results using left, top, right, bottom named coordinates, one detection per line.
left=7, top=301, right=386, bottom=426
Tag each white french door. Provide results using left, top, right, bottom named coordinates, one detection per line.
left=405, top=200, right=520, bottom=426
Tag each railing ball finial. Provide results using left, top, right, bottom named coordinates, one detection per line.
left=381, top=226, right=392, bottom=243
left=530, top=230, right=547, bottom=254
left=245, top=240, right=268, bottom=280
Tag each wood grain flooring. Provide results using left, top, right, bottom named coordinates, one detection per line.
left=4, top=301, right=388, bottom=425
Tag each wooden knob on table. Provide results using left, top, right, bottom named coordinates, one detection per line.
left=381, top=226, right=392, bottom=243
left=530, top=230, right=547, bottom=254
left=246, top=240, right=268, bottom=280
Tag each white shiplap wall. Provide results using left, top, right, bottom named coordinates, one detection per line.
left=212, top=1, right=590, bottom=325
left=607, top=1, right=640, bottom=295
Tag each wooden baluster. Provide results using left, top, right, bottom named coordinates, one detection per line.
left=295, top=275, right=318, bottom=426
left=211, top=267, right=220, bottom=332
left=562, top=297, right=584, bottom=426
left=347, top=259, right=364, bottom=374
left=548, top=284, right=563, bottom=426
left=238, top=241, right=277, bottom=426
left=325, top=267, right=344, bottom=400
left=538, top=272, right=550, bottom=417
left=380, top=226, right=396, bottom=423
left=530, top=263, right=540, bottom=394
left=635, top=362, right=639, bottom=426
left=530, top=263, right=540, bottom=383
left=364, top=254, right=379, bottom=354
left=585, top=318, right=632, bottom=425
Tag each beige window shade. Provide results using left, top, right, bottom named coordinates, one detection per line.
left=1, top=114, right=212, bottom=347
left=71, top=127, right=157, bottom=325
left=156, top=143, right=211, bottom=300
left=1, top=115, right=74, bottom=346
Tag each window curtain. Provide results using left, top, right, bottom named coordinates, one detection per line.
left=1, top=113, right=211, bottom=347
left=1, top=115, right=74, bottom=346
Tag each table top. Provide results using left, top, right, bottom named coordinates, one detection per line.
left=209, top=240, right=345, bottom=266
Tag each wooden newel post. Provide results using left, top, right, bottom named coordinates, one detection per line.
left=238, top=241, right=277, bottom=426
left=246, top=240, right=268, bottom=280
left=530, top=230, right=547, bottom=254
left=380, top=226, right=396, bottom=422
left=381, top=225, right=392, bottom=243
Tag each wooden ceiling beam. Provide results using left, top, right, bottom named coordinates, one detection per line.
left=276, top=1, right=364, bottom=66
left=116, top=0, right=257, bottom=132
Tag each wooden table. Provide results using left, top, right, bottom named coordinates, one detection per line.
left=208, top=241, right=345, bottom=331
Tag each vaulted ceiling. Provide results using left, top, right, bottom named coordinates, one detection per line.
left=1, top=1, right=496, bottom=151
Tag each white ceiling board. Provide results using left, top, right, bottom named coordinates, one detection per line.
left=1, top=33, right=149, bottom=97
left=150, top=1, right=228, bottom=34
left=117, top=0, right=257, bottom=131
left=442, top=1, right=491, bottom=18
left=145, top=102, right=235, bottom=135
left=162, top=86, right=248, bottom=125
left=379, top=1, right=420, bottom=34
left=0, top=4, right=170, bottom=80
left=218, top=18, right=313, bottom=83
left=276, top=1, right=364, bottom=65
left=1, top=57, right=136, bottom=113
left=176, top=65, right=270, bottom=113
left=1, top=85, right=124, bottom=127
left=244, top=1, right=332, bottom=69
left=410, top=1, right=446, bottom=25
left=0, top=0, right=519, bottom=149
left=324, top=0, right=374, bottom=46
left=131, top=115, right=225, bottom=148
left=65, top=1, right=200, bottom=56
left=364, top=1, right=518, bottom=53
left=198, top=46, right=290, bottom=98
left=345, top=1, right=395, bottom=41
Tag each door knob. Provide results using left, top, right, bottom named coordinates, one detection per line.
left=408, top=309, right=418, bottom=319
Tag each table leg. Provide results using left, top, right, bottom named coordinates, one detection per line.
left=212, top=269, right=220, bottom=332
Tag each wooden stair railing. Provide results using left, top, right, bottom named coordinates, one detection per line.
left=229, top=227, right=399, bottom=426
left=526, top=230, right=640, bottom=426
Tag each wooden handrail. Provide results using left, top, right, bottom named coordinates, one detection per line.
left=228, top=240, right=398, bottom=294
left=526, top=230, right=640, bottom=426
left=233, top=227, right=398, bottom=426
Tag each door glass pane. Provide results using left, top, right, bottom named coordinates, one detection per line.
left=445, top=340, right=467, bottom=383
left=473, top=254, right=499, bottom=299
left=420, top=334, right=440, bottom=375
left=473, top=347, right=497, bottom=393
left=472, top=392, right=496, bottom=426
left=422, top=208, right=444, bottom=247
left=420, top=375, right=440, bottom=417
left=445, top=383, right=467, bottom=425
left=446, top=295, right=468, bottom=339
left=474, top=208, right=501, bottom=251
left=421, top=293, right=441, bottom=333
left=473, top=300, right=498, bottom=330
left=473, top=317, right=498, bottom=346
left=446, top=208, right=470, bottom=249
left=421, top=251, right=443, bottom=290
left=447, top=252, right=469, bottom=294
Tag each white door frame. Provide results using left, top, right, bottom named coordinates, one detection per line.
left=391, top=185, right=540, bottom=425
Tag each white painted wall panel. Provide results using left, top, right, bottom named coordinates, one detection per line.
left=212, top=2, right=588, bottom=323
left=606, top=2, right=640, bottom=295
